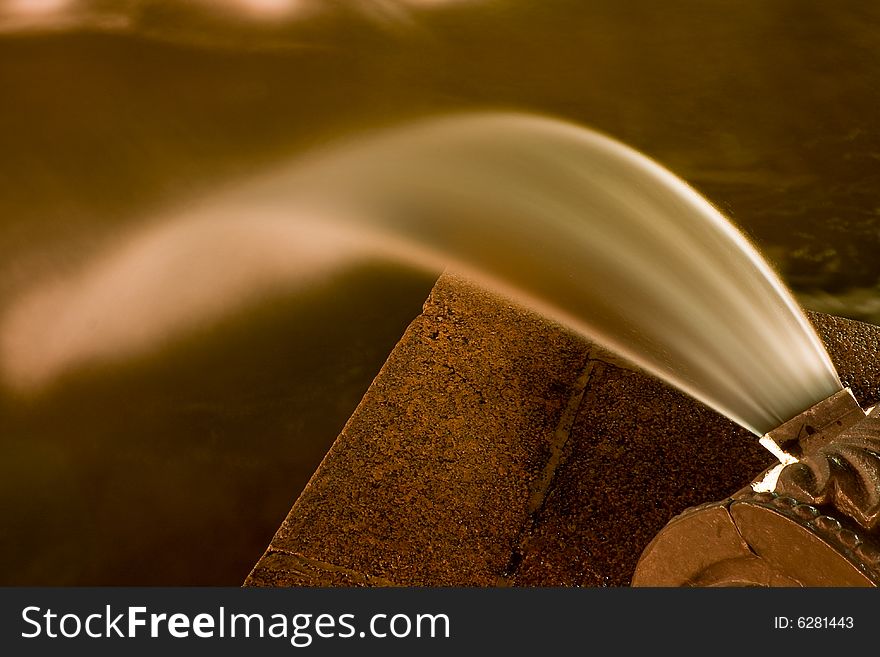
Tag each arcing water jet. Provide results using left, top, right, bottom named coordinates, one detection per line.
left=0, top=113, right=840, bottom=438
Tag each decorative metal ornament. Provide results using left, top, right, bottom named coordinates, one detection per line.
left=632, top=387, right=880, bottom=587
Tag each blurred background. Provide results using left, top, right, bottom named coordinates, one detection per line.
left=1, top=0, right=879, bottom=584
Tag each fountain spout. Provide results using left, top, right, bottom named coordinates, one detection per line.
left=633, top=389, right=880, bottom=587
left=760, top=387, right=866, bottom=461
left=751, top=387, right=866, bottom=494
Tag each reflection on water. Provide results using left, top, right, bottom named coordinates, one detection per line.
left=2, top=0, right=880, bottom=583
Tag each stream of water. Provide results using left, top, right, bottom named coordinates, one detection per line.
left=0, top=112, right=843, bottom=434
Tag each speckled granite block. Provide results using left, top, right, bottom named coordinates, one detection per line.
left=245, top=275, right=880, bottom=587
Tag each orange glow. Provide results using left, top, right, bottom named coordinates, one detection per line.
left=8, top=0, right=72, bottom=15
left=242, top=0, right=295, bottom=12
left=219, top=0, right=307, bottom=19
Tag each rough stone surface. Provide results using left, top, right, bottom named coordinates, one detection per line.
left=808, top=311, right=880, bottom=406
left=245, top=274, right=880, bottom=587
left=246, top=551, right=394, bottom=587
left=511, top=364, right=770, bottom=586
left=252, top=274, right=591, bottom=586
